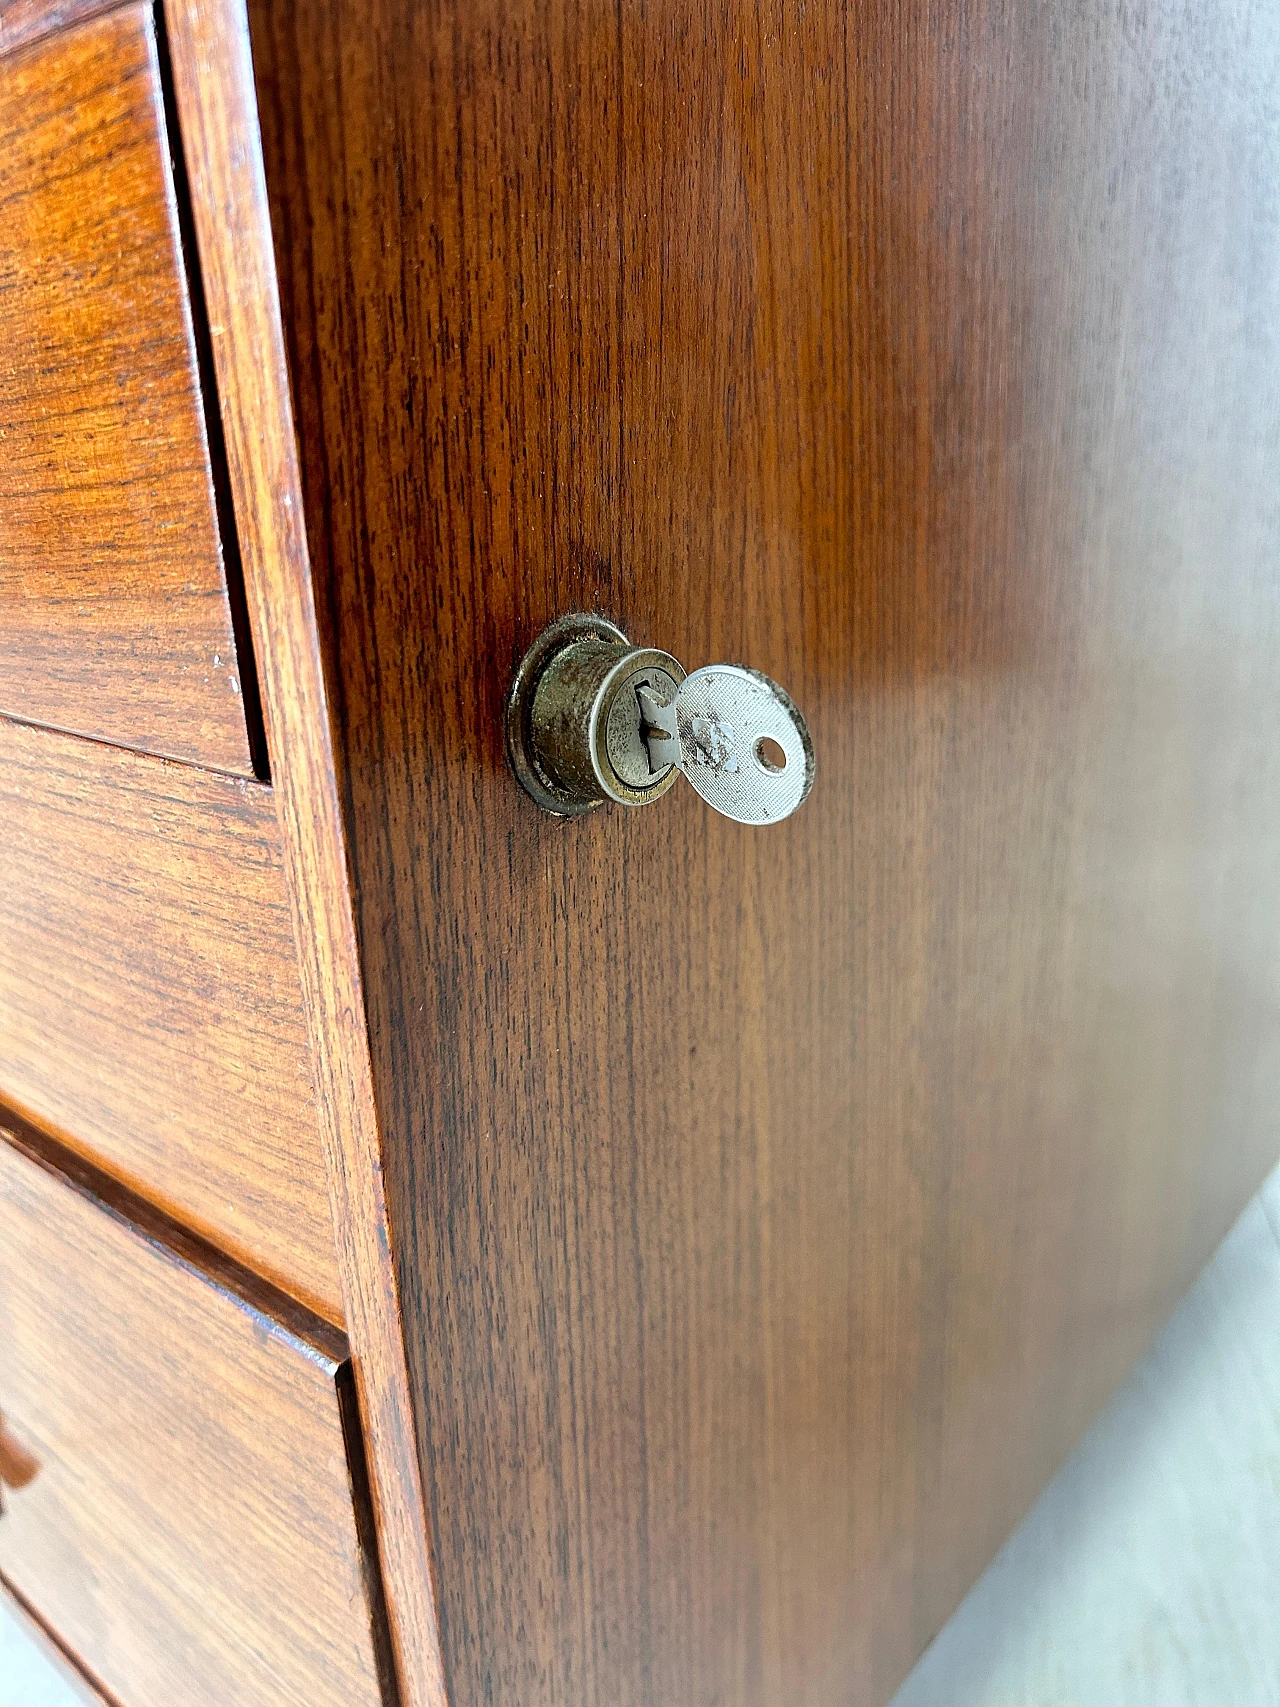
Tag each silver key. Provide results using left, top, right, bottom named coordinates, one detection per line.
left=634, top=666, right=814, bottom=825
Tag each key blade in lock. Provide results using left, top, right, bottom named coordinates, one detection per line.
left=635, top=681, right=682, bottom=773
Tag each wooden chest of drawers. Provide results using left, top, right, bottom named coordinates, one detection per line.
left=3, top=0, right=1280, bottom=1705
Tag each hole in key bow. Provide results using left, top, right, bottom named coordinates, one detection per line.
left=754, top=735, right=787, bottom=773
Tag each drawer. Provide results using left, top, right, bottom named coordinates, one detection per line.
left=0, top=1119, right=391, bottom=1707
left=0, top=717, right=342, bottom=1323
left=0, top=3, right=259, bottom=775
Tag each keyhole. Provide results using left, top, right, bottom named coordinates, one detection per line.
left=754, top=736, right=787, bottom=773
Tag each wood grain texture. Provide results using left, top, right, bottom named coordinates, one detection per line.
left=0, top=0, right=116, bottom=59
left=0, top=715, right=341, bottom=1321
left=161, top=4, right=445, bottom=1702
left=0, top=4, right=258, bottom=774
left=246, top=0, right=1280, bottom=1703
left=0, top=1115, right=392, bottom=1707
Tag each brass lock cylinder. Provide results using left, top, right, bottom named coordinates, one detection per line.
left=506, top=614, right=684, bottom=816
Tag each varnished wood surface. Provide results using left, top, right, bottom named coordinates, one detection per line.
left=0, top=4, right=258, bottom=774
left=163, top=4, right=445, bottom=1701
left=0, top=0, right=116, bottom=59
left=0, top=715, right=341, bottom=1321
left=0, top=1115, right=392, bottom=1707
left=249, top=0, right=1280, bottom=1704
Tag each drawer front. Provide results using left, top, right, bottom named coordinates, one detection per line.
left=0, top=4, right=258, bottom=775
left=0, top=718, right=342, bottom=1323
left=0, top=1124, right=389, bottom=1707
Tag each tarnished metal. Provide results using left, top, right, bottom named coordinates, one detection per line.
left=506, top=614, right=814, bottom=825
left=505, top=614, right=684, bottom=815
left=532, top=638, right=684, bottom=808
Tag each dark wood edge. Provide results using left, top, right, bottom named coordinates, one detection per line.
left=0, top=704, right=277, bottom=788
left=0, top=1101, right=348, bottom=1369
left=0, top=0, right=122, bottom=60
left=159, top=5, right=449, bottom=1704
left=0, top=1570, right=125, bottom=1707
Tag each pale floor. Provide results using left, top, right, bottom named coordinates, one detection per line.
left=4, top=1168, right=1280, bottom=1706
left=892, top=1164, right=1280, bottom=1707
left=0, top=1609, right=81, bottom=1707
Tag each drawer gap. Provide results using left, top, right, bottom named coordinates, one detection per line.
left=152, top=0, right=270, bottom=782
left=0, top=1101, right=345, bottom=1367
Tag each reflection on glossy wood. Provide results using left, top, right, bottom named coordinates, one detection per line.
left=0, top=0, right=114, bottom=58
left=0, top=1115, right=390, bottom=1707
left=249, top=1, right=1280, bottom=1705
left=0, top=5, right=257, bottom=773
left=0, top=717, right=340, bottom=1322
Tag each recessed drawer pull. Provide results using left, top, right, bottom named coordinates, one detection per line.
left=0, top=1410, right=39, bottom=1516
